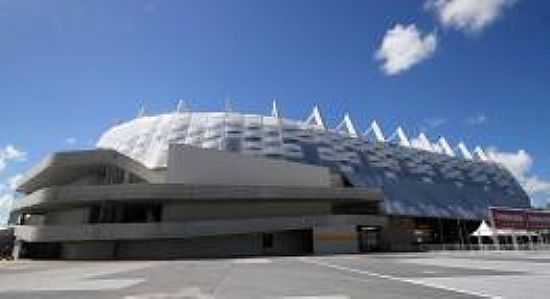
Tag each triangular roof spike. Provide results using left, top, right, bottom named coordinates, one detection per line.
left=457, top=142, right=473, bottom=160
left=431, top=142, right=444, bottom=154
left=473, top=146, right=489, bottom=161
left=396, top=126, right=411, bottom=147
left=137, top=103, right=146, bottom=118
left=364, top=120, right=386, bottom=142
left=224, top=98, right=233, bottom=113
left=386, top=129, right=397, bottom=141
left=438, top=137, right=455, bottom=157
left=271, top=99, right=280, bottom=118
left=386, top=126, right=410, bottom=147
left=305, top=105, right=326, bottom=130
left=176, top=99, right=190, bottom=113
left=335, top=113, right=359, bottom=138
left=412, top=133, right=434, bottom=152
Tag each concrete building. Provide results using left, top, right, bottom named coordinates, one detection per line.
left=9, top=106, right=530, bottom=259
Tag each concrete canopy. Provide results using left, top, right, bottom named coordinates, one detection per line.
left=16, top=150, right=165, bottom=194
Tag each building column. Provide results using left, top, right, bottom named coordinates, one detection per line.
left=12, top=240, right=23, bottom=260
left=511, top=232, right=519, bottom=251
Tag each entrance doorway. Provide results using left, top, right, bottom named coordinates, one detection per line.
left=357, top=226, right=381, bottom=252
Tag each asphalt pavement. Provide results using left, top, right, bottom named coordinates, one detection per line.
left=1, top=251, right=549, bottom=299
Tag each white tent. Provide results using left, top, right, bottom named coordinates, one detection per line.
left=470, top=220, right=542, bottom=250
left=471, top=220, right=494, bottom=237
left=470, top=221, right=538, bottom=238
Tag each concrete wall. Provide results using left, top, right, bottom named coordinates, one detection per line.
left=23, top=214, right=45, bottom=226
left=46, top=208, right=89, bottom=225
left=379, top=217, right=417, bottom=251
left=167, top=144, right=330, bottom=187
left=68, top=174, right=100, bottom=187
left=263, top=230, right=312, bottom=255
left=162, top=201, right=331, bottom=222
left=313, top=225, right=358, bottom=254
left=15, top=215, right=386, bottom=243
left=115, top=234, right=262, bottom=259
left=61, top=241, right=116, bottom=259
left=57, top=230, right=312, bottom=259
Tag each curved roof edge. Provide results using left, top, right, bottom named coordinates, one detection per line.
left=16, top=149, right=165, bottom=194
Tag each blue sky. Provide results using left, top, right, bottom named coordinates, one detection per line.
left=1, top=0, right=549, bottom=220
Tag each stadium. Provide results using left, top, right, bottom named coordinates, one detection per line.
left=8, top=102, right=531, bottom=259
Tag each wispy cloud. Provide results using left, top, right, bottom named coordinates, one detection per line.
left=375, top=24, right=438, bottom=76
left=65, top=137, right=77, bottom=146
left=425, top=0, right=518, bottom=33
left=0, top=144, right=27, bottom=224
left=0, top=173, right=23, bottom=224
left=425, top=117, right=447, bottom=128
left=0, top=145, right=26, bottom=174
left=421, top=117, right=448, bottom=131
left=7, top=174, right=23, bottom=191
left=466, top=113, right=488, bottom=125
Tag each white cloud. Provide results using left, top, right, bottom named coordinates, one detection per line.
left=466, top=113, right=488, bottom=125
left=0, top=193, right=14, bottom=210
left=0, top=173, right=23, bottom=224
left=0, top=145, right=26, bottom=173
left=0, top=192, right=15, bottom=225
left=523, top=176, right=550, bottom=195
left=426, top=0, right=518, bottom=33
left=487, top=148, right=531, bottom=179
left=0, top=144, right=27, bottom=224
left=65, top=137, right=77, bottom=145
left=375, top=24, right=438, bottom=76
left=7, top=174, right=23, bottom=191
left=487, top=148, right=550, bottom=206
left=424, top=117, right=447, bottom=129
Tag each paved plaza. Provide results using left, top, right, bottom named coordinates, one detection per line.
left=1, top=251, right=550, bottom=298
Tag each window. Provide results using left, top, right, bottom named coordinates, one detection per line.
left=88, top=203, right=162, bottom=223
left=262, top=233, right=274, bottom=249
left=99, top=166, right=125, bottom=185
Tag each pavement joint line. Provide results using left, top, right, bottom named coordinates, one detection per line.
left=298, top=257, right=502, bottom=299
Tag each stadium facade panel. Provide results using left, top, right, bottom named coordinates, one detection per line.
left=98, top=111, right=530, bottom=220
left=8, top=109, right=531, bottom=259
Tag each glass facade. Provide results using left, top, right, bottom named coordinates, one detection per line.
left=98, top=112, right=531, bottom=220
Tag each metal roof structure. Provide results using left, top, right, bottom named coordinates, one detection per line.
left=96, top=105, right=531, bottom=220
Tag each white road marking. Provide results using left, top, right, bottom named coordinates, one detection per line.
left=299, top=257, right=501, bottom=299
left=282, top=296, right=350, bottom=299
left=398, top=257, right=550, bottom=274
left=125, top=287, right=215, bottom=299
left=422, top=270, right=438, bottom=274
left=231, top=258, right=272, bottom=264
left=418, top=275, right=550, bottom=299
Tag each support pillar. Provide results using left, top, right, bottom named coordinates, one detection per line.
left=511, top=232, right=519, bottom=251
left=12, top=240, right=23, bottom=260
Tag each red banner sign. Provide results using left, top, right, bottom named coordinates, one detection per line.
left=490, top=208, right=527, bottom=229
left=526, top=211, right=550, bottom=230
left=490, top=207, right=550, bottom=230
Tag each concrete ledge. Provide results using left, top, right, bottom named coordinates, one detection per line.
left=14, top=215, right=387, bottom=242
left=13, top=184, right=382, bottom=212
left=16, top=150, right=166, bottom=194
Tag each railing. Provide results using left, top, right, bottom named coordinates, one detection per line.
left=419, top=243, right=550, bottom=252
